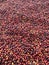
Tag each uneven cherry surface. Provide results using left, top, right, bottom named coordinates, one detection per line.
left=0, top=0, right=49, bottom=65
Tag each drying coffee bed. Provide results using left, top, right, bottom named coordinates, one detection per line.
left=0, top=0, right=49, bottom=65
